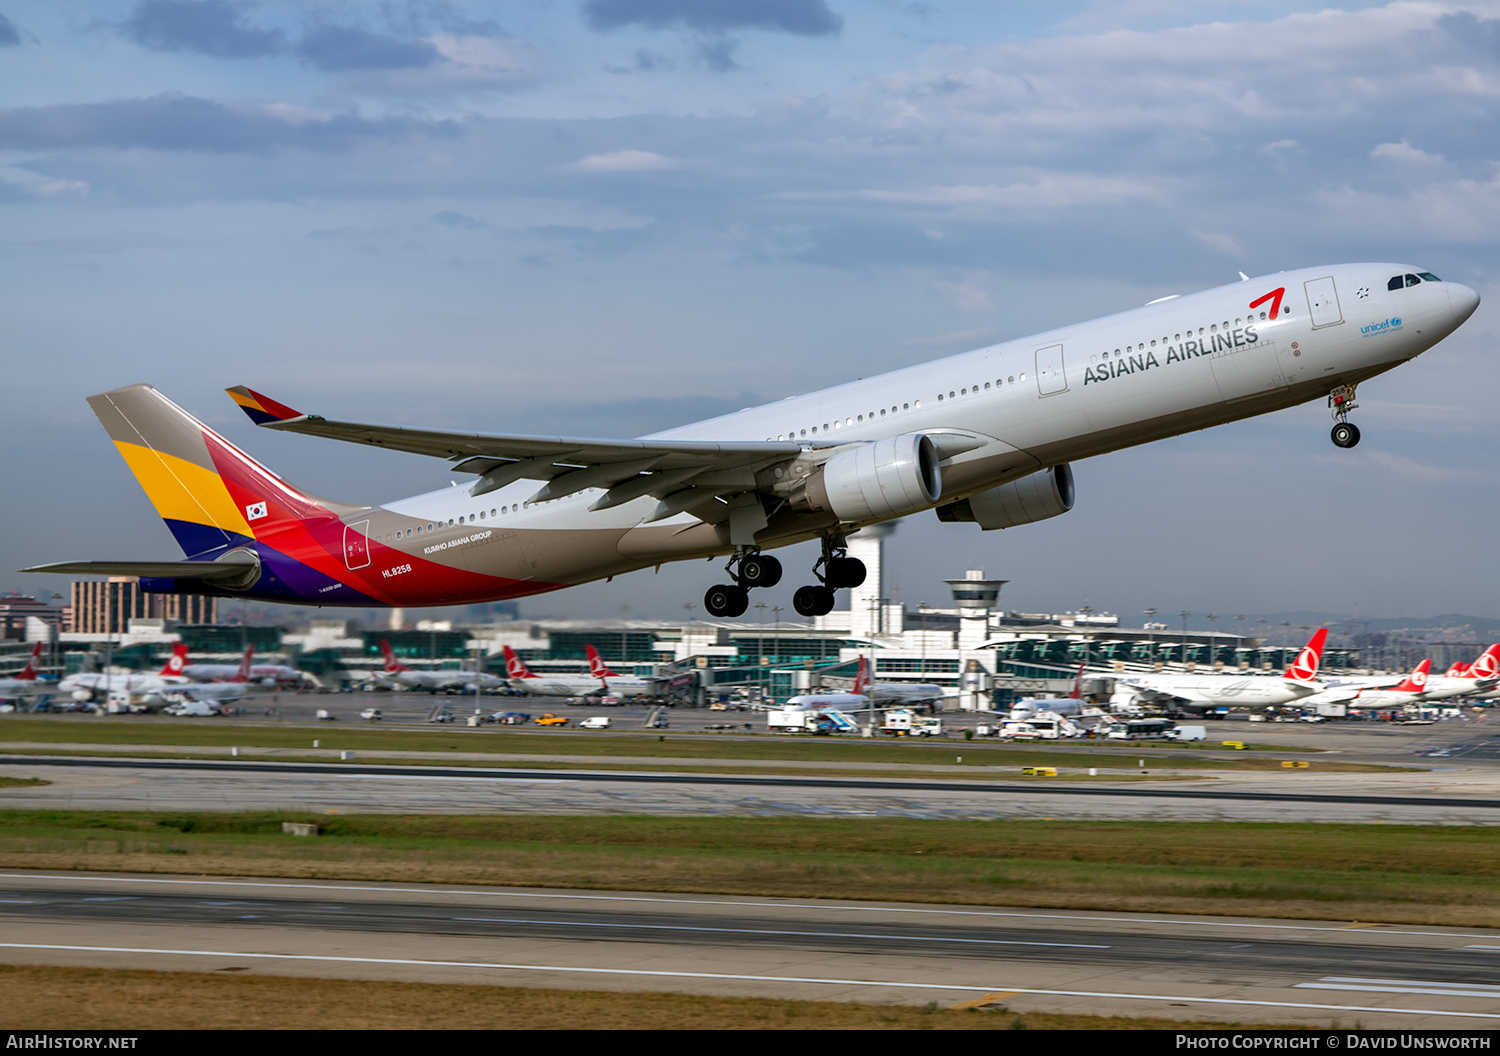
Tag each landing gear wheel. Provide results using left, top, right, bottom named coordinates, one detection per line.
left=1331, top=422, right=1361, bottom=448
left=793, top=585, right=836, bottom=618
left=738, top=554, right=782, bottom=589
left=823, top=557, right=866, bottom=590
left=704, top=583, right=749, bottom=619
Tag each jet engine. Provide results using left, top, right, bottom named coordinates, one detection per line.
left=795, top=433, right=942, bottom=522
left=935, top=464, right=1074, bottom=530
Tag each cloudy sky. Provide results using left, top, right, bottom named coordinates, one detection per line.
left=3, top=0, right=1498, bottom=625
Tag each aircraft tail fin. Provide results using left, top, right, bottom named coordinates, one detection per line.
left=585, top=645, right=620, bottom=679
left=1070, top=661, right=1085, bottom=700
left=1392, top=659, right=1431, bottom=694
left=1282, top=628, right=1329, bottom=682
left=852, top=655, right=871, bottom=697
left=379, top=640, right=408, bottom=674
left=232, top=646, right=255, bottom=684
left=159, top=642, right=188, bottom=677
left=1467, top=644, right=1500, bottom=681
left=86, top=384, right=358, bottom=559
left=503, top=645, right=537, bottom=679
left=14, top=642, right=42, bottom=681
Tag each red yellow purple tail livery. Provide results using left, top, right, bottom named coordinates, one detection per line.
left=26, top=384, right=551, bottom=607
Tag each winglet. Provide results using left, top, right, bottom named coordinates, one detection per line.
left=226, top=385, right=304, bottom=426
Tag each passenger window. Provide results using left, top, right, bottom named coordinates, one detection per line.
left=1388, top=276, right=1403, bottom=291
left=1405, top=274, right=1421, bottom=287
left=984, top=382, right=990, bottom=389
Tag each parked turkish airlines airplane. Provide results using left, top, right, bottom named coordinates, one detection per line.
left=502, top=645, right=608, bottom=697
left=1342, top=660, right=1433, bottom=710
left=165, top=646, right=261, bottom=705
left=0, top=643, right=47, bottom=698
left=26, top=266, right=1478, bottom=619
left=583, top=645, right=657, bottom=698
left=850, top=655, right=946, bottom=707
left=376, top=640, right=505, bottom=694
left=59, top=648, right=191, bottom=702
left=1417, top=644, right=1500, bottom=702
left=163, top=642, right=300, bottom=685
left=1111, top=629, right=1330, bottom=711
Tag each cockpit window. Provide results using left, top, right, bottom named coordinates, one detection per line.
left=1388, top=275, right=1403, bottom=291
left=1418, top=272, right=1442, bottom=282
left=1405, top=273, right=1421, bottom=287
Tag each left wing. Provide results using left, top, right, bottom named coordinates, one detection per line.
left=227, top=386, right=801, bottom=522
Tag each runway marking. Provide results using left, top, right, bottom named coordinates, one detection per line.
left=0, top=900, right=47, bottom=905
left=1304, top=977, right=1500, bottom=996
left=1, top=875, right=1483, bottom=941
left=1298, top=979, right=1500, bottom=999
left=1463, top=945, right=1500, bottom=951
left=1, top=943, right=1496, bottom=1020
left=450, top=917, right=1111, bottom=949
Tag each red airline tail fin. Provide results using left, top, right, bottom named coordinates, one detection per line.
left=1283, top=628, right=1329, bottom=682
left=1393, top=659, right=1431, bottom=694
left=160, top=642, right=188, bottom=677
left=1446, top=662, right=1469, bottom=678
left=15, top=642, right=42, bottom=681
left=1070, top=661, right=1085, bottom=700
left=586, top=645, right=620, bottom=679
left=379, top=639, right=408, bottom=674
left=852, top=655, right=871, bottom=697
left=232, top=645, right=255, bottom=684
left=503, top=645, right=537, bottom=679
left=1467, top=645, right=1500, bottom=681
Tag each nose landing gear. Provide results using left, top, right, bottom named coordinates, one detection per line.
left=1329, top=385, right=1361, bottom=448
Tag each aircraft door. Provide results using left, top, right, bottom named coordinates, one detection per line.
left=343, top=520, right=371, bottom=570
left=1035, top=344, right=1067, bottom=395
left=1304, top=277, right=1344, bottom=329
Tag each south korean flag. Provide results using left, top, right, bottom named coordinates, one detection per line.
left=245, top=501, right=268, bottom=521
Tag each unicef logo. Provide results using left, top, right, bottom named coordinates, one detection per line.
left=1391, top=317, right=1401, bottom=326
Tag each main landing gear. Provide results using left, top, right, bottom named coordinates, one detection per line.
left=1329, top=385, right=1361, bottom=448
left=793, top=537, right=867, bottom=618
left=701, top=538, right=868, bottom=620
left=703, top=548, right=783, bottom=619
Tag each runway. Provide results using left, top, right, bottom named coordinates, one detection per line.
left=5, top=753, right=1500, bottom=823
left=2, top=869, right=1498, bottom=1027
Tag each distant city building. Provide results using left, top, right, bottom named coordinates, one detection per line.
left=0, top=591, right=67, bottom=640
left=70, top=578, right=217, bottom=636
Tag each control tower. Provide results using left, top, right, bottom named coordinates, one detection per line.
left=943, top=570, right=1007, bottom=650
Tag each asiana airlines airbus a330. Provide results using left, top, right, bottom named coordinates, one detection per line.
left=26, top=264, right=1479, bottom=618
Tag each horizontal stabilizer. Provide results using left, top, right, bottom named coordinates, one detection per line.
left=22, top=558, right=256, bottom=581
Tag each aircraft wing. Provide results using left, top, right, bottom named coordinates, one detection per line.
left=227, top=386, right=801, bottom=507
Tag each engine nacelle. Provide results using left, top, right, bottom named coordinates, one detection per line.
left=798, top=433, right=942, bottom=522
left=935, top=464, right=1074, bottom=530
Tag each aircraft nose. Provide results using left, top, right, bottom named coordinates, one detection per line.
left=1448, top=282, right=1480, bottom=325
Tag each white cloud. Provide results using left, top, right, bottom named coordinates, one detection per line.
left=1370, top=139, right=1447, bottom=166
left=571, top=149, right=680, bottom=172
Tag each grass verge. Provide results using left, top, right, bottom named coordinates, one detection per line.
left=0, top=964, right=1304, bottom=1030
left=0, top=811, right=1496, bottom=926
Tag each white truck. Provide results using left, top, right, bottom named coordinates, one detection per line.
left=1001, top=718, right=1062, bottom=740
left=578, top=716, right=612, bottom=730
left=880, top=708, right=944, bottom=737
left=767, top=707, right=859, bottom=734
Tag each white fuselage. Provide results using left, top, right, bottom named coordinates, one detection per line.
left=370, top=264, right=1475, bottom=590
left=1114, top=673, right=1316, bottom=708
